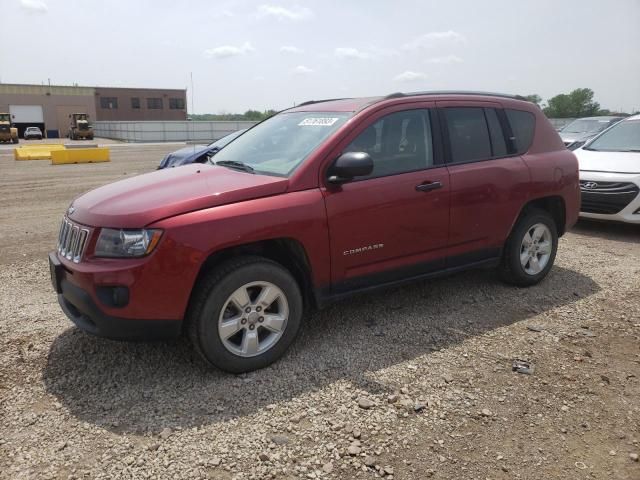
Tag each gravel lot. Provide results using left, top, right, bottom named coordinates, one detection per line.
left=1, top=143, right=639, bottom=480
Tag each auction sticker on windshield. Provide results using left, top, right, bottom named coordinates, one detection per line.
left=298, top=117, right=339, bottom=126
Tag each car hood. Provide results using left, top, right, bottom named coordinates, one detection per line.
left=575, top=148, right=640, bottom=174
left=69, top=164, right=289, bottom=228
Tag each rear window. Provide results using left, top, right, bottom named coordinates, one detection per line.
left=505, top=109, right=535, bottom=154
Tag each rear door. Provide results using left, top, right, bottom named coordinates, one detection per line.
left=436, top=101, right=530, bottom=265
left=322, top=103, right=451, bottom=293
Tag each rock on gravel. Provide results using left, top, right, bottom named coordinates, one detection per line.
left=357, top=397, right=375, bottom=409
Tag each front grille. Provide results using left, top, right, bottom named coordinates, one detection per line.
left=57, top=217, right=90, bottom=263
left=580, top=181, right=639, bottom=214
left=0, top=125, right=9, bottom=133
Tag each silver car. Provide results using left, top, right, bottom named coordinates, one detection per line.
left=24, top=126, right=43, bottom=140
left=559, top=116, right=624, bottom=150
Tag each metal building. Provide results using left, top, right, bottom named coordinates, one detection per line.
left=0, top=83, right=187, bottom=138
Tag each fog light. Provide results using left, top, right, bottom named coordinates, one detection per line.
left=96, top=286, right=129, bottom=308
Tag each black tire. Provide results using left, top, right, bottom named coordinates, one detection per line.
left=12, top=137, right=19, bottom=144
left=187, top=256, right=303, bottom=373
left=498, top=208, right=558, bottom=287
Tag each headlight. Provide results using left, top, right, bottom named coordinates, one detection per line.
left=94, top=228, right=163, bottom=258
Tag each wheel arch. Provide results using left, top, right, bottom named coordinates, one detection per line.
left=511, top=195, right=567, bottom=238
left=189, top=238, right=317, bottom=316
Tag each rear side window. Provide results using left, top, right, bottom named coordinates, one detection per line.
left=505, top=109, right=535, bottom=154
left=484, top=108, right=508, bottom=157
left=444, top=108, right=491, bottom=163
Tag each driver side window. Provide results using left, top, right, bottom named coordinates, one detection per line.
left=345, top=109, right=433, bottom=179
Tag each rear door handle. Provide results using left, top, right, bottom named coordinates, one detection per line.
left=415, top=181, right=443, bottom=192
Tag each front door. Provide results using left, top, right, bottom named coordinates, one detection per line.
left=322, top=104, right=451, bottom=294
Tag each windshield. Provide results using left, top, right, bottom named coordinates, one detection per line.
left=562, top=118, right=612, bottom=134
left=213, top=112, right=351, bottom=176
left=585, top=119, right=640, bottom=152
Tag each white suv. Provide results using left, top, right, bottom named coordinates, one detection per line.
left=574, top=114, right=640, bottom=224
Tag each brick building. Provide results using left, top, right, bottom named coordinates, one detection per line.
left=0, top=83, right=187, bottom=138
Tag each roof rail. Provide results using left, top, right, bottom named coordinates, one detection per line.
left=384, top=90, right=529, bottom=101
left=296, top=98, right=350, bottom=107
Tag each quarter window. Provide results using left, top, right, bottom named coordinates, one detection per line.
left=344, top=109, right=433, bottom=179
left=505, top=109, right=535, bottom=154
left=444, top=107, right=492, bottom=163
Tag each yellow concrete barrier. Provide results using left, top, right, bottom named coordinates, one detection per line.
left=51, top=148, right=110, bottom=165
left=14, top=144, right=66, bottom=160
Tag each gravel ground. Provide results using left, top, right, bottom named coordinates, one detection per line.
left=0, top=146, right=639, bottom=480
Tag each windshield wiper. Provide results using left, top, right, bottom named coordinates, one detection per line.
left=214, top=160, right=255, bottom=173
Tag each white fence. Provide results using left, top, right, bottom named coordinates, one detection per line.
left=93, top=121, right=258, bottom=143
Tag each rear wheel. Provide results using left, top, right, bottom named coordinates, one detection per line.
left=498, top=209, right=558, bottom=286
left=187, top=256, right=303, bottom=373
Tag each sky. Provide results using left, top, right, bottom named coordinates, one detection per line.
left=2, top=0, right=639, bottom=113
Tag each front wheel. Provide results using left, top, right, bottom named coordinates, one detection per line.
left=498, top=209, right=558, bottom=287
left=187, top=257, right=303, bottom=373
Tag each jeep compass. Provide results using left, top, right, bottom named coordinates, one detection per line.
left=50, top=91, right=580, bottom=373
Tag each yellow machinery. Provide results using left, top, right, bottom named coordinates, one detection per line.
left=0, top=112, right=19, bottom=144
left=69, top=113, right=94, bottom=140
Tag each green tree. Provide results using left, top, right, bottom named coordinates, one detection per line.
left=543, top=88, right=601, bottom=118
left=189, top=109, right=279, bottom=122
left=523, top=94, right=542, bottom=106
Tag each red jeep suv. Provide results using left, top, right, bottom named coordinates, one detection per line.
left=49, top=92, right=579, bottom=372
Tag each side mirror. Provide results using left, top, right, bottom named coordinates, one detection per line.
left=327, top=152, right=373, bottom=184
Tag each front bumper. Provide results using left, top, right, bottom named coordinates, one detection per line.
left=579, top=171, right=640, bottom=224
left=50, top=252, right=182, bottom=340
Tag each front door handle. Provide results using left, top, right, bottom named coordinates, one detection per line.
left=415, top=181, right=443, bottom=192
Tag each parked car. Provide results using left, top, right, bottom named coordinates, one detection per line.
left=49, top=91, right=579, bottom=373
left=24, top=126, right=43, bottom=140
left=158, top=129, right=246, bottom=169
left=573, top=114, right=640, bottom=224
left=559, top=116, right=624, bottom=150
